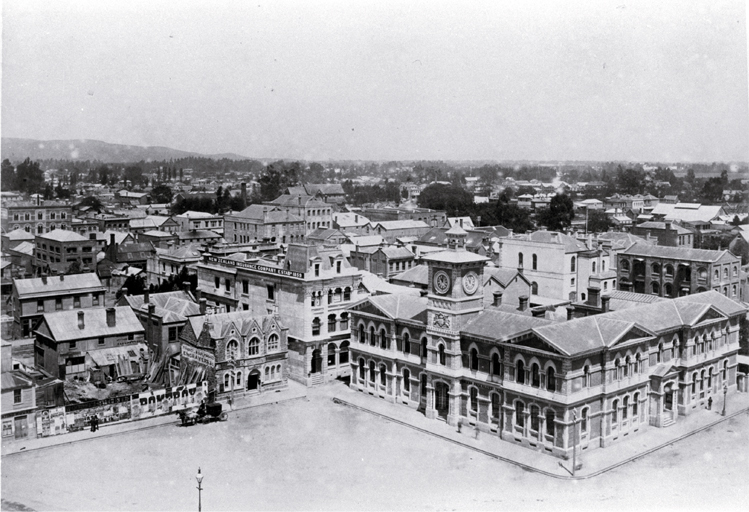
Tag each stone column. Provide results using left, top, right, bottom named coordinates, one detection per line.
left=425, top=382, right=436, bottom=419
left=447, top=380, right=461, bottom=426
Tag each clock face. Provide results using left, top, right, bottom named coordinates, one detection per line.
left=433, top=270, right=451, bottom=294
left=462, top=271, right=479, bottom=295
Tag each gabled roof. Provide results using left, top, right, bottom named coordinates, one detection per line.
left=186, top=311, right=283, bottom=342
left=14, top=273, right=105, bottom=298
left=390, top=264, right=429, bottom=286
left=122, top=291, right=200, bottom=323
left=269, top=194, right=327, bottom=207
left=333, top=212, right=370, bottom=227
left=367, top=294, right=428, bottom=321
left=532, top=316, right=651, bottom=356
left=464, top=310, right=552, bottom=342
left=622, top=241, right=737, bottom=263
left=373, top=220, right=430, bottom=230
left=3, top=228, right=35, bottom=241
left=635, top=221, right=693, bottom=234
left=36, top=230, right=88, bottom=243
left=651, top=203, right=724, bottom=223
left=229, top=204, right=303, bottom=223
left=37, top=307, right=144, bottom=342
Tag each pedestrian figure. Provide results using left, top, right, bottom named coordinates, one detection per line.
left=474, top=422, right=480, bottom=440
left=457, top=419, right=462, bottom=433
left=90, top=414, right=99, bottom=432
left=708, top=397, right=713, bottom=410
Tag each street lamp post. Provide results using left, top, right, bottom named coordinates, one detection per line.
left=722, top=384, right=728, bottom=416
left=228, top=356, right=236, bottom=411
left=572, top=410, right=578, bottom=477
left=196, top=467, right=203, bottom=512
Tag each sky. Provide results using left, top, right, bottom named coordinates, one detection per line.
left=2, top=0, right=748, bottom=163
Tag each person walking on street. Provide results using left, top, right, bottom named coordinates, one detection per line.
left=90, top=414, right=99, bottom=433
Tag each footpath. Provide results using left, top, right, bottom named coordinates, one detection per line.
left=325, top=381, right=749, bottom=479
left=1, top=381, right=307, bottom=457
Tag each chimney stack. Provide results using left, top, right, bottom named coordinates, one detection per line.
left=601, top=295, right=611, bottom=312
left=199, top=298, right=207, bottom=315
left=106, top=307, right=116, bottom=327
left=587, top=286, right=600, bottom=307
left=493, top=291, right=503, bottom=307
left=566, top=305, right=575, bottom=321
left=78, top=311, right=85, bottom=330
left=519, top=295, right=529, bottom=312
left=665, top=222, right=672, bottom=232
left=110, top=233, right=115, bottom=246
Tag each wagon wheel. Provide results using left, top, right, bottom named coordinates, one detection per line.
left=219, top=412, right=228, bottom=421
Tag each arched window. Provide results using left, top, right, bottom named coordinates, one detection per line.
left=516, top=360, right=525, bottom=384
left=515, top=401, right=525, bottom=427
left=470, top=348, right=479, bottom=371
left=224, top=372, right=231, bottom=390
left=545, top=410, right=555, bottom=436
left=633, top=392, right=640, bottom=417
left=624, top=356, right=631, bottom=377
left=469, top=387, right=478, bottom=414
left=369, top=327, right=376, bottom=346
left=403, top=332, right=410, bottom=354
left=235, top=371, right=242, bottom=387
left=708, top=367, right=713, bottom=389
left=623, top=396, right=629, bottom=420
left=490, top=393, right=501, bottom=422
left=267, top=334, right=279, bottom=351
left=339, top=312, right=349, bottom=330
left=635, top=353, right=642, bottom=373
left=581, top=407, right=589, bottom=433
left=723, top=360, right=728, bottom=381
left=602, top=260, right=606, bottom=271
left=691, top=373, right=697, bottom=395
left=379, top=328, right=387, bottom=349
left=328, top=289, right=333, bottom=304
left=265, top=367, right=270, bottom=379
left=248, top=337, right=260, bottom=356
left=657, top=343, right=663, bottom=364
left=344, top=287, right=351, bottom=301
left=328, top=314, right=337, bottom=332
left=651, top=263, right=660, bottom=275
left=531, top=282, right=538, bottom=295
left=226, top=340, right=239, bottom=360
left=612, top=399, right=619, bottom=424
left=312, top=318, right=321, bottom=336
left=421, top=337, right=428, bottom=358
left=420, top=373, right=427, bottom=396
left=570, top=256, right=576, bottom=272
left=403, top=368, right=411, bottom=392
left=379, top=364, right=387, bottom=386
left=369, top=361, right=376, bottom=383
left=327, top=343, right=337, bottom=366
left=532, top=254, right=538, bottom=270
left=615, top=358, right=622, bottom=380
left=491, top=353, right=501, bottom=376
left=340, top=341, right=349, bottom=364
left=665, top=264, right=674, bottom=277
left=583, top=365, right=591, bottom=388
left=438, top=344, right=446, bottom=365
left=518, top=252, right=524, bottom=268
left=700, top=370, right=705, bottom=391
left=547, top=366, right=556, bottom=392
left=358, top=358, right=366, bottom=381
left=651, top=282, right=660, bottom=294
left=531, top=363, right=540, bottom=387
left=621, top=260, right=630, bottom=272
left=358, top=324, right=365, bottom=344
left=592, top=261, right=597, bottom=273
left=664, top=283, right=673, bottom=297
left=530, top=405, right=540, bottom=432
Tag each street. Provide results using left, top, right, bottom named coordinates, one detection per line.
left=2, top=385, right=748, bottom=511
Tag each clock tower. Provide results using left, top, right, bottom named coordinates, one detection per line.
left=421, top=224, right=487, bottom=424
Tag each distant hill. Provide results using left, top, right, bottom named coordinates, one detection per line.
left=0, top=138, right=249, bottom=163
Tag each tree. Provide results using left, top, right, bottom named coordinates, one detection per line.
left=255, top=161, right=300, bottom=202
left=586, top=209, right=612, bottom=233
left=417, top=183, right=473, bottom=216
left=151, top=184, right=173, bottom=204
left=616, top=166, right=645, bottom=195
left=536, top=194, right=575, bottom=231
left=15, top=158, right=45, bottom=194
left=1, top=159, right=16, bottom=190
left=123, top=165, right=144, bottom=189
left=78, top=195, right=104, bottom=211
left=494, top=195, right=534, bottom=233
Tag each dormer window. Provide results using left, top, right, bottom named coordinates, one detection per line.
left=314, top=263, right=320, bottom=277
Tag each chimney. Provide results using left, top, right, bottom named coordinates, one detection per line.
left=601, top=295, right=611, bottom=312
left=566, top=305, right=575, bottom=321
left=587, top=287, right=600, bottom=307
left=493, top=291, right=503, bottom=307
left=665, top=222, right=672, bottom=232
left=144, top=289, right=150, bottom=304
left=182, top=281, right=191, bottom=293
left=110, top=233, right=115, bottom=246
left=199, top=298, right=207, bottom=315
left=78, top=311, right=85, bottom=330
left=106, top=307, right=116, bottom=327
left=519, top=295, right=529, bottom=312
